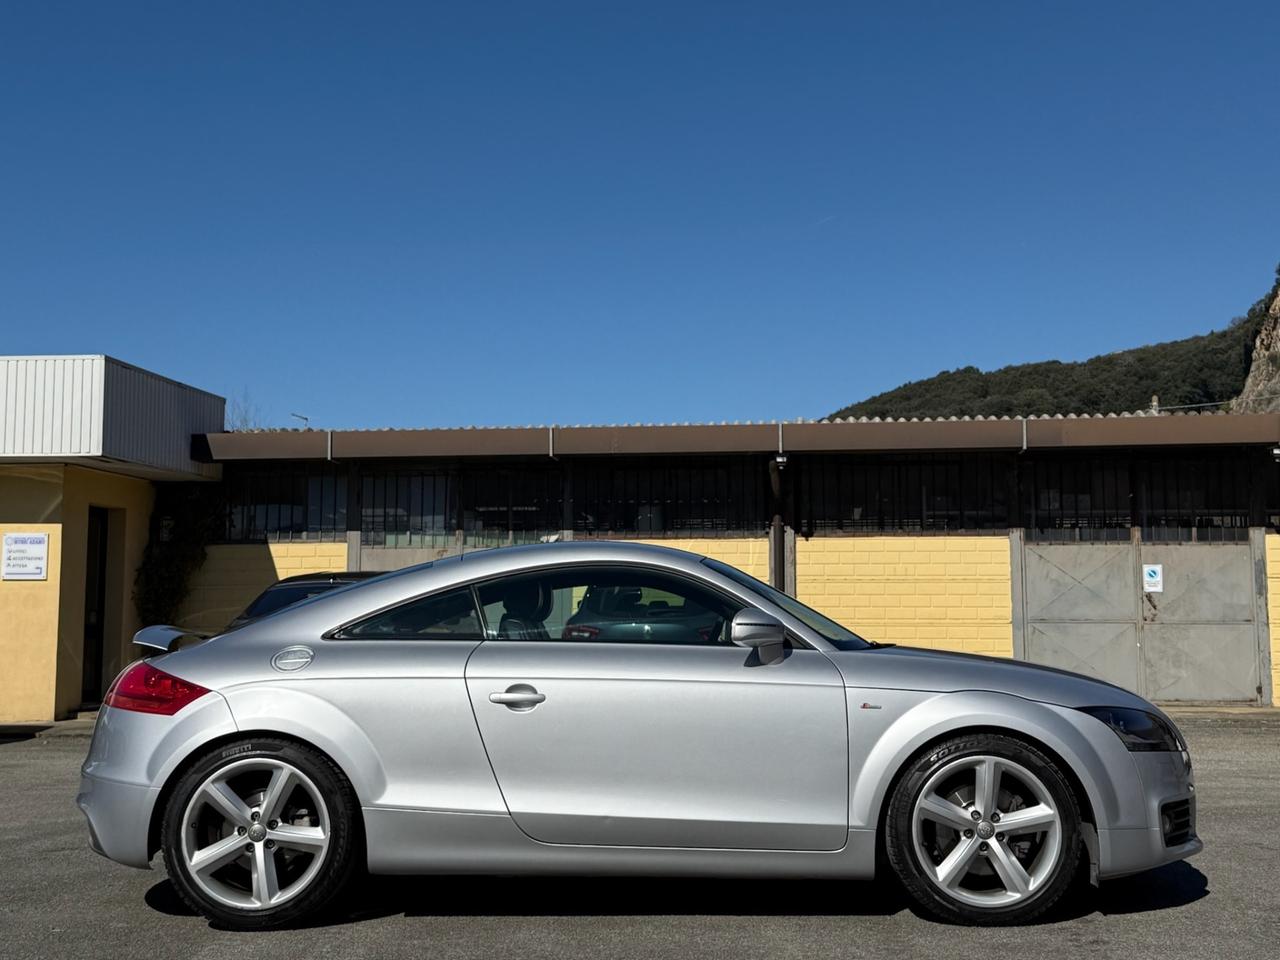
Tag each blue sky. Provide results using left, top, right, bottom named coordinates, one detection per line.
left=2, top=2, right=1278, bottom=429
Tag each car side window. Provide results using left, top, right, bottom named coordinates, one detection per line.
left=475, top=566, right=742, bottom=645
left=337, top=587, right=483, bottom=640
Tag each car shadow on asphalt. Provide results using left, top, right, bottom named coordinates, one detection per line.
left=144, top=861, right=1207, bottom=929
left=1085, top=861, right=1209, bottom=916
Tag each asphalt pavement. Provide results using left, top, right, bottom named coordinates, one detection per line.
left=1, top=713, right=1277, bottom=959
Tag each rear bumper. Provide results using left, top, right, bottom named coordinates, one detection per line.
left=76, top=772, right=159, bottom=869
left=75, top=694, right=238, bottom=869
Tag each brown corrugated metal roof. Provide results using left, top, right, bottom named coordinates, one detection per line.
left=198, top=410, right=1280, bottom=461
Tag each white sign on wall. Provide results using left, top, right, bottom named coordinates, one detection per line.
left=2, top=533, right=50, bottom=581
left=1142, top=563, right=1164, bottom=593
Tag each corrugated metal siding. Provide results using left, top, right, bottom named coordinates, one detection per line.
left=102, top=358, right=224, bottom=479
left=0, top=355, right=224, bottom=478
left=0, top=355, right=103, bottom=456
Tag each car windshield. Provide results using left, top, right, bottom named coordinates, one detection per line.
left=243, top=582, right=346, bottom=619
left=702, top=558, right=872, bottom=650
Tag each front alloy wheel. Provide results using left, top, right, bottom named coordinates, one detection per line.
left=163, top=738, right=359, bottom=929
left=887, top=734, right=1082, bottom=924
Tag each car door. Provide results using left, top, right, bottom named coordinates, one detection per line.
left=287, top=585, right=505, bottom=814
left=464, top=563, right=849, bottom=851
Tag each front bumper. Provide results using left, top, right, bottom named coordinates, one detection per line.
left=1097, top=749, right=1202, bottom=878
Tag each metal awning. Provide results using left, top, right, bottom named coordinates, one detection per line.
left=198, top=412, right=1280, bottom=461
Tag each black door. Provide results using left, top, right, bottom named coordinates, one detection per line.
left=81, top=507, right=109, bottom=705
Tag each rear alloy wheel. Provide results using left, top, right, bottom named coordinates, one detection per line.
left=886, top=734, right=1082, bottom=924
left=162, top=738, right=359, bottom=929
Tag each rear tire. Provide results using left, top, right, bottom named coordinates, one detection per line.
left=885, top=733, right=1082, bottom=925
left=161, top=737, right=360, bottom=930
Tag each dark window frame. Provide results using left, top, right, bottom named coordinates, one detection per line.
left=571, top=456, right=768, bottom=539
left=327, top=585, right=485, bottom=641
left=219, top=463, right=348, bottom=543
left=211, top=446, right=1272, bottom=547
left=796, top=452, right=1012, bottom=536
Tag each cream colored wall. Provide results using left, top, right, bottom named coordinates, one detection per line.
left=796, top=535, right=1014, bottom=656
left=0, top=464, right=158, bottom=721
left=0, top=465, right=66, bottom=721
left=177, top=542, right=349, bottom=634
left=630, top=538, right=771, bottom=581
left=55, top=466, right=155, bottom=718
left=0, top=464, right=66, bottom=524
left=0, top=521, right=64, bottom=722
left=1265, top=534, right=1280, bottom=704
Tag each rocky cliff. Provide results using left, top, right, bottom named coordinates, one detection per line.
left=1231, top=275, right=1280, bottom=413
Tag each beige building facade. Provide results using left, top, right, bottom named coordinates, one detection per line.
left=0, top=357, right=223, bottom=722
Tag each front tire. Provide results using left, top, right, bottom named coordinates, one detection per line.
left=885, top=733, right=1082, bottom=925
left=161, top=737, right=360, bottom=930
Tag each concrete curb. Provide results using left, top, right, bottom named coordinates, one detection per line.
left=1163, top=705, right=1280, bottom=724
left=0, top=714, right=97, bottom=741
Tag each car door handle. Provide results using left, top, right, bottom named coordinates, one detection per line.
left=489, top=685, right=546, bottom=709
left=489, top=691, right=545, bottom=705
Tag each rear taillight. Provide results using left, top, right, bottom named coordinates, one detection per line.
left=103, top=662, right=210, bottom=715
left=562, top=625, right=600, bottom=641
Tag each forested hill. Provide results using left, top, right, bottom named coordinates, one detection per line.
left=830, top=268, right=1280, bottom=421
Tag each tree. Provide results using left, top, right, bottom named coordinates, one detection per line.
left=224, top=387, right=264, bottom=432
left=829, top=266, right=1277, bottom=420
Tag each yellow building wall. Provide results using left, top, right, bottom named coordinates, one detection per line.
left=56, top=466, right=155, bottom=718
left=796, top=536, right=1014, bottom=656
left=0, top=464, right=155, bottom=722
left=1265, top=534, right=1280, bottom=703
left=0, top=521, right=64, bottom=722
left=1, top=465, right=68, bottom=722
left=631, top=538, right=770, bottom=582
left=177, top=542, right=350, bottom=634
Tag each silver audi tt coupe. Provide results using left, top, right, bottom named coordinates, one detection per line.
left=77, top=541, right=1200, bottom=929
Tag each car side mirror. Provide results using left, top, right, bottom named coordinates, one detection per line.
left=730, top=608, right=787, bottom=665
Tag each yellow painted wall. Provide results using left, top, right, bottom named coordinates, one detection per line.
left=0, top=521, right=64, bottom=722
left=796, top=536, right=1013, bottom=656
left=56, top=466, right=155, bottom=718
left=0, top=464, right=155, bottom=721
left=631, top=538, right=771, bottom=582
left=0, top=464, right=66, bottom=524
left=1264, top=534, right=1280, bottom=703
left=177, top=542, right=349, bottom=634
left=1, top=465, right=68, bottom=722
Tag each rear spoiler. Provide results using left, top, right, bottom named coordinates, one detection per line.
left=132, top=625, right=212, bottom=654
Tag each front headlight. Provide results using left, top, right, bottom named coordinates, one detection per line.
left=1078, top=706, right=1182, bottom=752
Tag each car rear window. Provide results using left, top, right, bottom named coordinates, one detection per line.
left=244, top=582, right=344, bottom=618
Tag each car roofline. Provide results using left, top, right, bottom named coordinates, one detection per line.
left=271, top=571, right=383, bottom=585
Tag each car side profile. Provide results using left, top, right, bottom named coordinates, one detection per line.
left=77, top=542, right=1200, bottom=930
